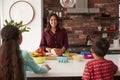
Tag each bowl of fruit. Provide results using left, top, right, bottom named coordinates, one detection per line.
left=30, top=48, right=46, bottom=64
left=33, top=56, right=45, bottom=64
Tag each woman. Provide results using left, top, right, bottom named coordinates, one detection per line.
left=0, top=25, right=51, bottom=80
left=40, top=13, right=68, bottom=53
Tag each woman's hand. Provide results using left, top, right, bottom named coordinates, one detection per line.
left=61, top=47, right=66, bottom=53
left=58, top=49, right=64, bottom=54
left=46, top=48, right=51, bottom=53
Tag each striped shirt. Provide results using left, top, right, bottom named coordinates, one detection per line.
left=82, top=59, right=118, bottom=80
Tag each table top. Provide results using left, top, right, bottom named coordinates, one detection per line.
left=27, top=54, right=120, bottom=77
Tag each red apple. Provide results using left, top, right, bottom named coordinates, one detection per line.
left=109, top=27, right=115, bottom=31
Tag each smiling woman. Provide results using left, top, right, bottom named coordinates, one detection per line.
left=9, top=1, right=35, bottom=26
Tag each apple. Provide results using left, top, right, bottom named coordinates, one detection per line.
left=109, top=26, right=115, bottom=31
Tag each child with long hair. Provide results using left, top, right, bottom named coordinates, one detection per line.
left=0, top=25, right=51, bottom=80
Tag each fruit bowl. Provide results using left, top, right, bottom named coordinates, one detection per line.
left=32, top=57, right=45, bottom=64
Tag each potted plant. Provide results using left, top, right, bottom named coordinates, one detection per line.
left=4, top=19, right=31, bottom=33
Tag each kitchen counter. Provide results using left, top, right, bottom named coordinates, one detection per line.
left=109, top=44, right=120, bottom=50
left=109, top=44, right=120, bottom=54
left=67, top=44, right=120, bottom=54
left=27, top=54, right=120, bottom=79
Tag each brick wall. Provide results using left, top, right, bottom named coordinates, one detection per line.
left=44, top=0, right=119, bottom=45
left=63, top=15, right=99, bottom=45
left=63, top=0, right=119, bottom=45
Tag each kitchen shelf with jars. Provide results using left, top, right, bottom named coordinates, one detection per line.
left=94, top=14, right=119, bottom=33
left=94, top=1, right=119, bottom=34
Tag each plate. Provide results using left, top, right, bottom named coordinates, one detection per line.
left=60, top=0, right=76, bottom=8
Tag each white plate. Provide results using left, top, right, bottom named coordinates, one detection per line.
left=60, top=0, right=76, bottom=8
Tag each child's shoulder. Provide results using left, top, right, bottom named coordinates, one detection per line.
left=86, top=59, right=96, bottom=65
left=21, top=50, right=30, bottom=58
left=86, top=59, right=114, bottom=65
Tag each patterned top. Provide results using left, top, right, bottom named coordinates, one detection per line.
left=82, top=58, right=118, bottom=80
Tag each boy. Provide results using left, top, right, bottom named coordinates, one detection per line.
left=82, top=37, right=118, bottom=80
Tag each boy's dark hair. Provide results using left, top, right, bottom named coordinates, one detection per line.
left=91, top=37, right=110, bottom=57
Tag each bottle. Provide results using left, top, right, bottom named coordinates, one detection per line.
left=98, top=25, right=102, bottom=31
left=103, top=27, right=107, bottom=31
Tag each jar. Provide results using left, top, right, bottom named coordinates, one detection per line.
left=109, top=26, right=115, bottom=31
left=103, top=27, right=107, bottom=31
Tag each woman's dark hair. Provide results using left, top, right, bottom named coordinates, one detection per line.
left=0, top=25, right=24, bottom=80
left=91, top=37, right=110, bottom=57
left=45, top=13, right=62, bottom=31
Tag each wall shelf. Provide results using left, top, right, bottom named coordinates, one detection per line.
left=94, top=31, right=119, bottom=33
